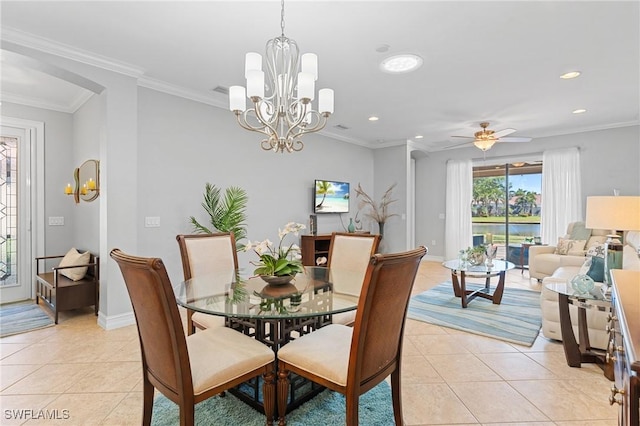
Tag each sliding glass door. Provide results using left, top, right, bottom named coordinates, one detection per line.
left=471, top=161, right=542, bottom=262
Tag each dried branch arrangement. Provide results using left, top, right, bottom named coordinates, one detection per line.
left=354, top=182, right=399, bottom=224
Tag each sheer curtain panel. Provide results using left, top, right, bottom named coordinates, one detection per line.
left=541, top=147, right=582, bottom=245
left=445, top=159, right=473, bottom=260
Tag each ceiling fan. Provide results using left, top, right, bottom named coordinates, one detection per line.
left=451, top=122, right=532, bottom=151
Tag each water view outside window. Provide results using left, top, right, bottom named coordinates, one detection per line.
left=471, top=162, right=542, bottom=261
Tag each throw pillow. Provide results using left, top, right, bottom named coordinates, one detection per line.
left=569, top=221, right=592, bottom=241
left=622, top=244, right=640, bottom=271
left=585, top=235, right=608, bottom=249
left=567, top=239, right=587, bottom=256
left=554, top=238, right=587, bottom=255
left=579, top=257, right=592, bottom=276
left=586, top=243, right=606, bottom=259
left=586, top=256, right=605, bottom=282
left=58, top=248, right=90, bottom=281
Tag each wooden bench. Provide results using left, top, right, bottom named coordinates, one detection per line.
left=35, top=252, right=99, bottom=324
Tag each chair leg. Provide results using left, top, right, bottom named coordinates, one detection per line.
left=187, top=310, right=195, bottom=335
left=263, top=369, right=275, bottom=426
left=391, top=370, right=404, bottom=426
left=142, top=378, right=154, bottom=426
left=345, top=392, right=359, bottom=426
left=179, top=404, right=195, bottom=426
left=277, top=366, right=290, bottom=426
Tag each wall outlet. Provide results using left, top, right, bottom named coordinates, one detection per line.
left=431, top=240, right=436, bottom=246
left=48, top=216, right=64, bottom=226
left=144, top=217, right=160, bottom=228
left=438, top=213, right=445, bottom=219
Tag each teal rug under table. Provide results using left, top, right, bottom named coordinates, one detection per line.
left=151, top=380, right=394, bottom=425
left=0, top=302, right=54, bottom=338
left=408, top=281, right=542, bottom=346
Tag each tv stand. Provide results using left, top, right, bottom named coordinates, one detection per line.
left=300, top=234, right=332, bottom=267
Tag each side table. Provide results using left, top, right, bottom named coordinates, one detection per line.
left=544, top=282, right=614, bottom=380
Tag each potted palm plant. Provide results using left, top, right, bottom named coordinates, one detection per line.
left=189, top=183, right=248, bottom=250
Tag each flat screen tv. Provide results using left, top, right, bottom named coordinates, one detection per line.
left=314, top=180, right=350, bottom=214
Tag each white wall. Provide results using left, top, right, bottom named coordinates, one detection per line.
left=372, top=145, right=408, bottom=253
left=416, top=125, right=640, bottom=259
left=136, top=87, right=375, bottom=285
left=72, top=94, right=102, bottom=253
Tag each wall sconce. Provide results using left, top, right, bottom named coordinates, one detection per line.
left=64, top=159, right=100, bottom=204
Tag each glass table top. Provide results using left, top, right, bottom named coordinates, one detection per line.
left=545, top=282, right=611, bottom=303
left=173, top=266, right=360, bottom=320
left=442, top=259, right=515, bottom=274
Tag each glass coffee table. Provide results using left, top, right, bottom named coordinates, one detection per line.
left=442, top=259, right=515, bottom=308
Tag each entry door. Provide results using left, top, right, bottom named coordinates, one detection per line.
left=0, top=125, right=32, bottom=303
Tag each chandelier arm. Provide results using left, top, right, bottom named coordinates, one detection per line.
left=250, top=100, right=280, bottom=139
left=289, top=112, right=330, bottom=139
left=261, top=139, right=278, bottom=151
left=235, top=110, right=274, bottom=138
left=284, top=101, right=310, bottom=140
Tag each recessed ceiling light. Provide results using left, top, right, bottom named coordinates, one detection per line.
left=368, top=116, right=379, bottom=121
left=414, top=135, right=423, bottom=139
left=572, top=109, right=587, bottom=114
left=560, top=71, right=581, bottom=79
left=380, top=54, right=423, bottom=74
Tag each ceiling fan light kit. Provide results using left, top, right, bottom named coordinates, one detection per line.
left=452, top=121, right=533, bottom=152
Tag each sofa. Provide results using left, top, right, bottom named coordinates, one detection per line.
left=529, top=222, right=609, bottom=281
left=540, top=230, right=640, bottom=349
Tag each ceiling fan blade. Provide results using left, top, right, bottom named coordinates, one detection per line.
left=451, top=135, right=473, bottom=139
left=440, top=140, right=473, bottom=150
left=493, top=128, right=517, bottom=138
left=498, top=137, right=532, bottom=143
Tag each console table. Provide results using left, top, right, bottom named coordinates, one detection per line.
left=609, top=269, right=640, bottom=425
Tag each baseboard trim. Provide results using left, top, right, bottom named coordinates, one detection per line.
left=97, top=310, right=135, bottom=330
left=424, top=254, right=444, bottom=262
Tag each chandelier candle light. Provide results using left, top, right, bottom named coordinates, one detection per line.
left=229, top=0, right=334, bottom=153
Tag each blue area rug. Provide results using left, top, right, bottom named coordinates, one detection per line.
left=0, top=302, right=54, bottom=337
left=151, top=381, right=394, bottom=425
left=407, top=282, right=541, bottom=346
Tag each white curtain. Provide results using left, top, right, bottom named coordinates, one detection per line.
left=445, top=159, right=473, bottom=259
left=541, top=147, right=582, bottom=245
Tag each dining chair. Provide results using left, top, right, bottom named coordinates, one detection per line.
left=276, top=246, right=427, bottom=426
left=327, top=232, right=381, bottom=326
left=176, top=232, right=238, bottom=334
left=110, top=249, right=275, bottom=426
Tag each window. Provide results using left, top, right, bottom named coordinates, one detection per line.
left=471, top=161, right=542, bottom=260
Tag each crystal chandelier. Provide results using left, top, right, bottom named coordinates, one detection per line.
left=229, top=0, right=334, bottom=153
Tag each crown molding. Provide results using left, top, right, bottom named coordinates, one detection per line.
left=137, top=77, right=227, bottom=109
left=1, top=92, right=73, bottom=114
left=1, top=27, right=145, bottom=78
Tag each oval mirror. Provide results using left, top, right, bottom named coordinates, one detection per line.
left=76, top=159, right=100, bottom=202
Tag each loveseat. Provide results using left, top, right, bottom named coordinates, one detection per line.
left=539, top=230, right=640, bottom=349
left=529, top=222, right=609, bottom=281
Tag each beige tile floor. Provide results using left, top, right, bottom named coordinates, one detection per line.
left=0, top=261, right=617, bottom=425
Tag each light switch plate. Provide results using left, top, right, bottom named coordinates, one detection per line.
left=144, top=217, right=160, bottom=228
left=48, top=216, right=64, bottom=226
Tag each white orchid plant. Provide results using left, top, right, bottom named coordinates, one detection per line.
left=244, top=222, right=306, bottom=277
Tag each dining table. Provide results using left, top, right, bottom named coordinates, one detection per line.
left=172, top=266, right=361, bottom=414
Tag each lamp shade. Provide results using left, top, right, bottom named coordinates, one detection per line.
left=473, top=139, right=496, bottom=151
left=585, top=196, right=640, bottom=231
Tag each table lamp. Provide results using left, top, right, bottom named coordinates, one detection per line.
left=585, top=196, right=640, bottom=291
